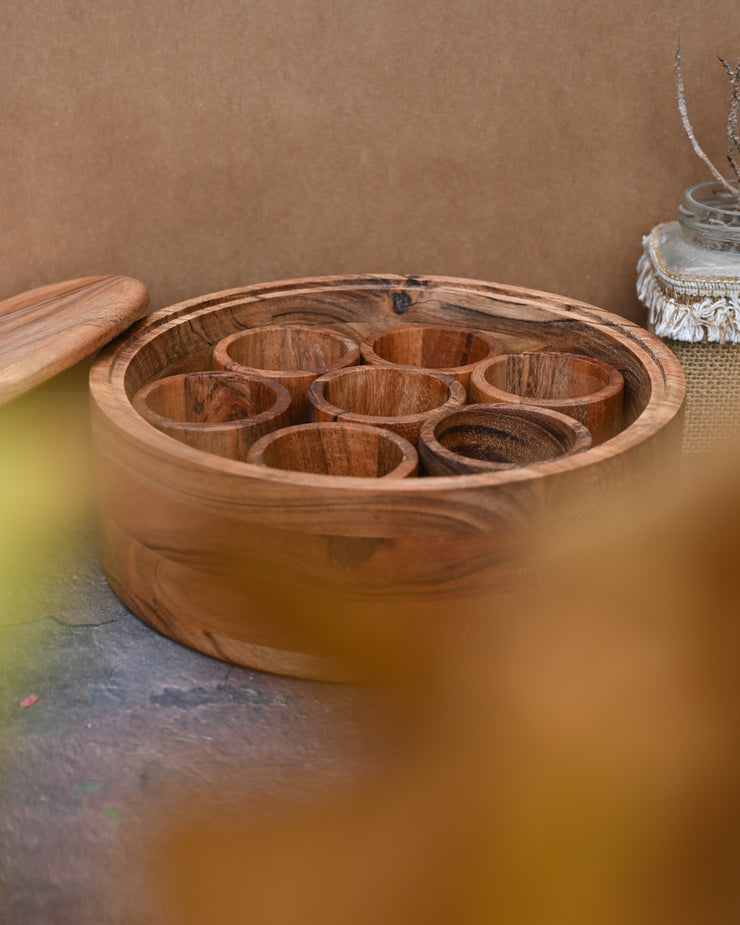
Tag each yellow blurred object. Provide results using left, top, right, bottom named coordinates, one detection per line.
left=0, top=390, right=96, bottom=618
left=157, top=440, right=740, bottom=925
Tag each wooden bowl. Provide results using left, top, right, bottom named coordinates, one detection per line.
left=247, top=422, right=418, bottom=479
left=132, top=371, right=291, bottom=460
left=89, top=274, right=685, bottom=680
left=360, top=323, right=502, bottom=397
left=212, top=323, right=360, bottom=423
left=307, top=365, right=466, bottom=444
left=418, top=404, right=592, bottom=476
left=470, top=351, right=624, bottom=445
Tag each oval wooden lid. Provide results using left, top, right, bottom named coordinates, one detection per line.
left=0, top=275, right=149, bottom=405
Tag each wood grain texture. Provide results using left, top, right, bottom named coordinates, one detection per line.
left=89, top=274, right=686, bottom=680
left=247, top=422, right=418, bottom=479
left=360, top=323, right=502, bottom=397
left=212, top=323, right=360, bottom=424
left=307, top=366, right=467, bottom=444
left=470, top=351, right=624, bottom=445
left=418, top=404, right=592, bottom=476
left=132, top=371, right=291, bottom=460
left=0, top=276, right=149, bottom=405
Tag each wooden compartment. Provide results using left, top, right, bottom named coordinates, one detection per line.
left=418, top=404, right=592, bottom=476
left=307, top=365, right=466, bottom=444
left=360, top=323, right=502, bottom=397
left=470, top=351, right=624, bottom=445
left=213, top=323, right=360, bottom=424
left=89, top=274, right=685, bottom=680
left=247, top=422, right=418, bottom=479
left=132, top=370, right=290, bottom=460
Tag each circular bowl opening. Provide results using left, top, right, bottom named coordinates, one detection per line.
left=248, top=422, right=418, bottom=478
left=215, top=324, right=359, bottom=374
left=319, top=366, right=455, bottom=417
left=135, top=371, right=283, bottom=425
left=419, top=404, right=592, bottom=475
left=363, top=324, right=498, bottom=370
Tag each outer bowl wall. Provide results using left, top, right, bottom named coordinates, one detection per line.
left=90, top=275, right=685, bottom=679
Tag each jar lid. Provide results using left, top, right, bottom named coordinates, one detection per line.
left=637, top=223, right=740, bottom=343
left=0, top=275, right=149, bottom=405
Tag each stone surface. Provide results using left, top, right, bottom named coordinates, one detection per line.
left=0, top=572, right=379, bottom=925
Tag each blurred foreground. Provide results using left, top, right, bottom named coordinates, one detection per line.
left=2, top=385, right=739, bottom=924
left=158, top=445, right=740, bottom=924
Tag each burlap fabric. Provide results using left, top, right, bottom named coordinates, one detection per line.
left=637, top=223, right=740, bottom=458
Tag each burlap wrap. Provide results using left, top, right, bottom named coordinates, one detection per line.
left=637, top=223, right=740, bottom=458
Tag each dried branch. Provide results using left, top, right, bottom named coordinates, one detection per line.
left=718, top=56, right=740, bottom=183
left=675, top=44, right=739, bottom=199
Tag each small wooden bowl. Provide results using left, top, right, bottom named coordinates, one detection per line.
left=213, top=324, right=360, bottom=423
left=470, top=351, right=624, bottom=444
left=307, top=365, right=466, bottom=444
left=360, top=323, right=502, bottom=397
left=132, top=371, right=290, bottom=460
left=247, top=422, right=418, bottom=479
left=418, top=403, right=592, bottom=476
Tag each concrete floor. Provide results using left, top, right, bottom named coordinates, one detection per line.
left=0, top=389, right=382, bottom=925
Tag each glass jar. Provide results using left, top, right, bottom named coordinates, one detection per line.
left=637, top=180, right=740, bottom=458
left=678, top=179, right=740, bottom=253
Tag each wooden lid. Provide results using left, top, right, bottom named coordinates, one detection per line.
left=0, top=275, right=149, bottom=405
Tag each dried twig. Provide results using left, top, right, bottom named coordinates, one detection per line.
left=675, top=44, right=739, bottom=199
left=718, top=56, right=740, bottom=182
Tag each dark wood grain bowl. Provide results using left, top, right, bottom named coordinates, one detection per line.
left=417, top=403, right=592, bottom=476
left=89, top=274, right=685, bottom=680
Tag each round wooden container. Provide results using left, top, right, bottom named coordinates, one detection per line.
left=89, top=275, right=685, bottom=680
left=418, top=404, right=592, bottom=476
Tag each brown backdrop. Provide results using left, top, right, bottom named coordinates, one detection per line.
left=1, top=0, right=739, bottom=321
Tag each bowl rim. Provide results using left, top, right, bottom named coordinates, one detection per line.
left=470, top=350, right=625, bottom=407
left=417, top=401, right=593, bottom=475
left=247, top=420, right=419, bottom=479
left=213, top=322, right=361, bottom=379
left=307, top=364, right=466, bottom=426
left=359, top=321, right=503, bottom=374
left=132, top=369, right=291, bottom=433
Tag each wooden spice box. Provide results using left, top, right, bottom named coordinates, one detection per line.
left=89, top=274, right=685, bottom=680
